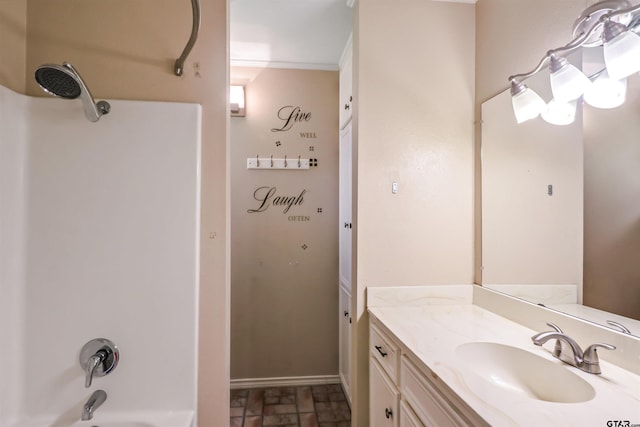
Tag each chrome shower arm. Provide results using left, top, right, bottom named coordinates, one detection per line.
left=174, top=0, right=201, bottom=76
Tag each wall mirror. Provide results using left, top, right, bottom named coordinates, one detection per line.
left=481, top=50, right=640, bottom=337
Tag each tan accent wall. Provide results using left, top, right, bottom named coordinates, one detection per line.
left=230, top=67, right=339, bottom=380
left=24, top=1, right=229, bottom=424
left=353, top=1, right=476, bottom=424
left=0, top=0, right=26, bottom=92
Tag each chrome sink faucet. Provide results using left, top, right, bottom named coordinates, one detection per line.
left=81, top=389, right=107, bottom=421
left=531, top=323, right=616, bottom=374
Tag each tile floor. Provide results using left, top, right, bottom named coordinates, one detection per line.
left=230, top=384, right=351, bottom=427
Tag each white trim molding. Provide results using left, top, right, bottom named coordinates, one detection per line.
left=230, top=375, right=341, bottom=390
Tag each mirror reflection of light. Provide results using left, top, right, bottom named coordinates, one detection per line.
left=584, top=70, right=627, bottom=109
left=541, top=99, right=578, bottom=125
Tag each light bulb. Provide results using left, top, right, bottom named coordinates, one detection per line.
left=603, top=21, right=640, bottom=80
left=541, top=99, right=577, bottom=126
left=549, top=56, right=592, bottom=102
left=584, top=70, right=627, bottom=109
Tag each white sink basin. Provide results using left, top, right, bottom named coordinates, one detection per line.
left=456, top=342, right=595, bottom=403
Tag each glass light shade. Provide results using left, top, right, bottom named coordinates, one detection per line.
left=511, top=86, right=546, bottom=123
left=604, top=30, right=640, bottom=80
left=230, top=85, right=245, bottom=116
left=549, top=62, right=592, bottom=102
left=583, top=70, right=627, bottom=109
left=541, top=99, right=577, bottom=126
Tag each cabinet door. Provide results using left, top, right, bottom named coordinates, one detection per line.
left=400, top=400, right=425, bottom=427
left=339, top=122, right=352, bottom=293
left=339, top=287, right=351, bottom=403
left=370, top=359, right=399, bottom=427
left=339, top=45, right=353, bottom=129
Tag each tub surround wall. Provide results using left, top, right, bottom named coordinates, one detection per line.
left=0, top=85, right=200, bottom=425
left=19, top=1, right=229, bottom=424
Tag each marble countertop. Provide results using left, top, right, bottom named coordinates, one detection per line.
left=369, top=303, right=640, bottom=426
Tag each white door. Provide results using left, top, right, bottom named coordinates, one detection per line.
left=339, top=121, right=352, bottom=292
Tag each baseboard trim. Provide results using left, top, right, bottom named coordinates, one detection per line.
left=230, top=375, right=341, bottom=390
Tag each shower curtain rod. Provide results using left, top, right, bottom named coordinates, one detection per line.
left=174, top=0, right=201, bottom=76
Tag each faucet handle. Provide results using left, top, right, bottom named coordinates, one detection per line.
left=607, top=320, right=631, bottom=334
left=79, top=338, right=119, bottom=388
left=582, top=343, right=616, bottom=374
left=546, top=323, right=564, bottom=357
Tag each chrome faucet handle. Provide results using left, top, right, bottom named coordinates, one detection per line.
left=79, top=338, right=119, bottom=388
left=545, top=322, right=564, bottom=357
left=582, top=343, right=616, bottom=374
left=85, top=352, right=106, bottom=388
left=607, top=320, right=631, bottom=334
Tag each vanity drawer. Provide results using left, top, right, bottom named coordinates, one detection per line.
left=401, top=355, right=471, bottom=427
left=370, top=322, right=400, bottom=383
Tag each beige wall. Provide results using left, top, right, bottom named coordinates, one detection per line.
left=353, top=1, right=476, bottom=424
left=230, top=67, right=339, bottom=380
left=0, top=0, right=26, bottom=92
left=21, top=1, right=230, bottom=425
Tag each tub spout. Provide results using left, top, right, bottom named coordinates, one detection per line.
left=81, top=389, right=107, bottom=421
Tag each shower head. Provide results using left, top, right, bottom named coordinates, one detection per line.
left=35, top=62, right=110, bottom=122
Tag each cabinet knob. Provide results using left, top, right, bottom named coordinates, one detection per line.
left=375, top=345, right=388, bottom=357
left=385, top=408, right=393, bottom=419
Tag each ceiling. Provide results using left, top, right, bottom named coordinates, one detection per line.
left=230, top=0, right=354, bottom=70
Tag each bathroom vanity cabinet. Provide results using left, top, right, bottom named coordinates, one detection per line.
left=369, top=318, right=486, bottom=427
left=367, top=286, right=640, bottom=426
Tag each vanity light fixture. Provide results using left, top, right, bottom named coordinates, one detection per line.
left=230, top=85, right=245, bottom=117
left=508, top=0, right=640, bottom=125
left=541, top=99, right=578, bottom=126
left=510, top=80, right=547, bottom=123
left=584, top=69, right=627, bottom=108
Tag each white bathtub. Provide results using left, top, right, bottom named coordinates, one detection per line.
left=6, top=411, right=194, bottom=427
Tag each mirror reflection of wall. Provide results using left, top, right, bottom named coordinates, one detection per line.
left=480, top=50, right=640, bottom=336
left=477, top=0, right=640, bottom=337
left=583, top=70, right=640, bottom=323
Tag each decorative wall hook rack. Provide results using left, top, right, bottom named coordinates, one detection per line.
left=247, top=155, right=310, bottom=170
